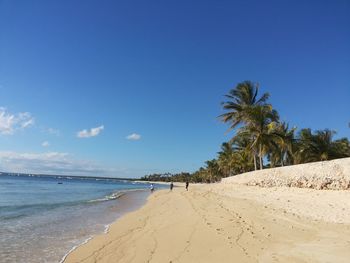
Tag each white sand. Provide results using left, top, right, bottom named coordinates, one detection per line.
left=64, top=159, right=350, bottom=263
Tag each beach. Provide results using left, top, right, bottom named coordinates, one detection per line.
left=64, top=181, right=350, bottom=263
left=2, top=1, right=349, bottom=262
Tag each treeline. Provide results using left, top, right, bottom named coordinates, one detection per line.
left=140, top=172, right=191, bottom=182
left=140, top=81, right=350, bottom=183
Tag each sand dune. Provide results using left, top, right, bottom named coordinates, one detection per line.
left=222, top=158, right=350, bottom=190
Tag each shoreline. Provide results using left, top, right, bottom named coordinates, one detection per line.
left=60, top=216, right=114, bottom=263
left=60, top=237, right=93, bottom=263
left=63, top=183, right=350, bottom=263
left=0, top=175, right=156, bottom=263
left=60, top=189, right=151, bottom=263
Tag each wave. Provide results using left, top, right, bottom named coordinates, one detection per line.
left=0, top=213, right=28, bottom=221
left=87, top=188, right=147, bottom=203
left=0, top=188, right=148, bottom=222
left=0, top=200, right=83, bottom=212
left=0, top=201, right=84, bottom=221
left=87, top=192, right=125, bottom=203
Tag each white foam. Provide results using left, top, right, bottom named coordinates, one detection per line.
left=87, top=192, right=125, bottom=203
left=59, top=188, right=149, bottom=262
left=59, top=222, right=112, bottom=263
left=59, top=236, right=92, bottom=263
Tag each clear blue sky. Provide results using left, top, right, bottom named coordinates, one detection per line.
left=0, top=0, right=349, bottom=177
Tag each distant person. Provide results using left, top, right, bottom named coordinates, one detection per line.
left=185, top=181, right=189, bottom=191
left=150, top=183, right=155, bottom=193
left=170, top=182, right=174, bottom=191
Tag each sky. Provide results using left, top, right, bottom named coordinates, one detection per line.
left=0, top=0, right=349, bottom=178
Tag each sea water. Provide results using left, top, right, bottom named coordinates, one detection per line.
left=0, top=174, right=156, bottom=263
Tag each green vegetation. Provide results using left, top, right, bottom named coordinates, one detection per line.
left=140, top=81, right=350, bottom=183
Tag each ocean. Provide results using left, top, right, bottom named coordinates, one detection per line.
left=0, top=173, right=157, bottom=263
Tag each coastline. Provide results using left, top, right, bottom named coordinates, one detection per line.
left=60, top=189, right=151, bottom=263
left=63, top=183, right=350, bottom=263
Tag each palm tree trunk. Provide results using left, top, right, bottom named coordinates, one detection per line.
left=281, top=150, right=284, bottom=167
left=259, top=143, right=263, bottom=170
left=253, top=154, right=257, bottom=171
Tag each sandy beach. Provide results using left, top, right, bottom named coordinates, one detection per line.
left=64, top=181, right=350, bottom=262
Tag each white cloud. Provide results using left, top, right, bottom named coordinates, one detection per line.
left=0, top=108, right=34, bottom=135
left=77, top=125, right=104, bottom=138
left=0, top=151, right=159, bottom=178
left=126, top=133, right=141, bottom=141
left=42, top=141, right=50, bottom=147
left=0, top=151, right=111, bottom=176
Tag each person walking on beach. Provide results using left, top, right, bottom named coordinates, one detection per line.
left=185, top=181, right=189, bottom=191
left=150, top=183, right=154, bottom=193
left=170, top=182, right=174, bottom=191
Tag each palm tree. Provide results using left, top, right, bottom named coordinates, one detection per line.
left=220, top=81, right=270, bottom=130
left=241, top=104, right=279, bottom=170
left=332, top=137, right=350, bottom=158
left=220, top=81, right=270, bottom=169
left=269, top=122, right=296, bottom=167
left=295, top=129, right=350, bottom=163
left=217, top=142, right=235, bottom=177
left=230, top=132, right=256, bottom=172
left=205, top=159, right=222, bottom=182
